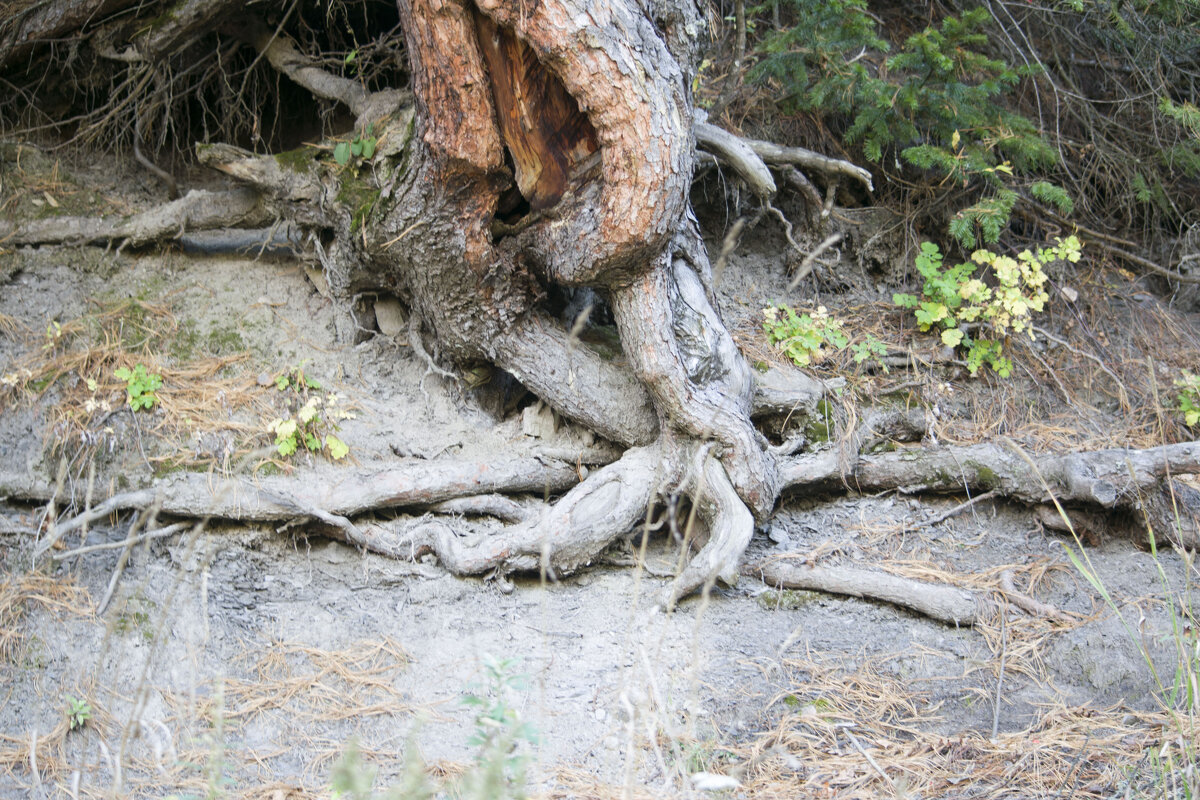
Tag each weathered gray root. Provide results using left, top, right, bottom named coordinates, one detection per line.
left=228, top=16, right=410, bottom=129
left=662, top=451, right=755, bottom=609
left=611, top=253, right=778, bottom=520
left=694, top=121, right=776, bottom=199
left=782, top=440, right=1200, bottom=547
left=745, top=558, right=986, bottom=626
left=0, top=189, right=271, bottom=247
left=7, top=455, right=587, bottom=556
left=362, top=445, right=670, bottom=576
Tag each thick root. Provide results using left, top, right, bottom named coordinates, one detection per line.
left=662, top=453, right=755, bottom=608
left=0, top=189, right=270, bottom=247
left=367, top=445, right=670, bottom=576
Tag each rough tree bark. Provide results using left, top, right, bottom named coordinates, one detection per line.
left=2, top=0, right=1197, bottom=612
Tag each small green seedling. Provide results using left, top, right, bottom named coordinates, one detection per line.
left=1177, top=371, right=1200, bottom=427
left=267, top=367, right=353, bottom=462
left=66, top=695, right=92, bottom=730
left=333, top=123, right=378, bottom=166
left=762, top=304, right=848, bottom=368
left=114, top=364, right=162, bottom=411
left=849, top=335, right=889, bottom=372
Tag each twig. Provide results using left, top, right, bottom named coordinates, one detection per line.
left=97, top=512, right=150, bottom=614
left=52, top=523, right=189, bottom=560
left=992, top=612, right=1007, bottom=738
left=999, top=569, right=1072, bottom=622
left=924, top=489, right=1000, bottom=527
left=29, top=730, right=41, bottom=794
left=1032, top=324, right=1128, bottom=404
left=789, top=232, right=844, bottom=289
left=841, top=727, right=898, bottom=795
left=35, top=489, right=156, bottom=557
left=712, top=217, right=746, bottom=286
left=1051, top=733, right=1091, bottom=800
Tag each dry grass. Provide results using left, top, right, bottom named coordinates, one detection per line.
left=733, top=654, right=1184, bottom=799
left=0, top=572, right=98, bottom=777
left=0, top=571, right=92, bottom=664
left=220, top=637, right=413, bottom=725
left=0, top=297, right=283, bottom=474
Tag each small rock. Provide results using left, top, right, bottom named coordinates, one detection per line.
left=374, top=297, right=407, bottom=337
left=691, top=773, right=740, bottom=792
left=521, top=402, right=557, bottom=438
left=303, top=265, right=330, bottom=297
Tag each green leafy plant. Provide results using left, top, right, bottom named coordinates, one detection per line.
left=267, top=366, right=353, bottom=461
left=762, top=304, right=848, bottom=367
left=1177, top=371, right=1200, bottom=427
left=114, top=363, right=162, bottom=411
left=894, top=236, right=1081, bottom=376
left=849, top=335, right=889, bottom=372
left=327, top=657, right=536, bottom=800
left=334, top=123, right=378, bottom=166
left=65, top=695, right=92, bottom=730
left=458, top=656, right=538, bottom=800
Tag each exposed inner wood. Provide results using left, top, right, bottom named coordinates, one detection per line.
left=473, top=11, right=599, bottom=210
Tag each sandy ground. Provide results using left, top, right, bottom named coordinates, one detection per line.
left=1, top=156, right=1197, bottom=798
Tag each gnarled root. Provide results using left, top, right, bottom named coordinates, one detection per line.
left=662, top=449, right=755, bottom=609
left=364, top=445, right=669, bottom=576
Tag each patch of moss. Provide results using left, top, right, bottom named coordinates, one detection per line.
left=170, top=319, right=200, bottom=362
left=970, top=462, right=999, bottom=490
left=274, top=145, right=321, bottom=174
left=337, top=174, right=381, bottom=233
left=205, top=326, right=246, bottom=356
left=805, top=398, right=835, bottom=443
left=113, top=601, right=154, bottom=643
left=756, top=588, right=820, bottom=610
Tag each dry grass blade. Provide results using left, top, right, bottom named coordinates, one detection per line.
left=222, top=638, right=413, bottom=724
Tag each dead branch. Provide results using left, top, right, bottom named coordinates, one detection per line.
left=744, top=137, right=874, bottom=192
left=694, top=120, right=777, bottom=199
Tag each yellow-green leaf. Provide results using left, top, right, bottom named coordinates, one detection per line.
left=326, top=435, right=349, bottom=460
left=941, top=328, right=964, bottom=347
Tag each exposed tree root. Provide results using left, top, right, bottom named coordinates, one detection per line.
left=361, top=445, right=668, bottom=577
left=781, top=441, right=1200, bottom=547
left=5, top=438, right=1197, bottom=610
left=0, top=189, right=270, bottom=247
left=662, top=451, right=755, bottom=608
left=745, top=558, right=986, bottom=626
left=745, top=557, right=1075, bottom=627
